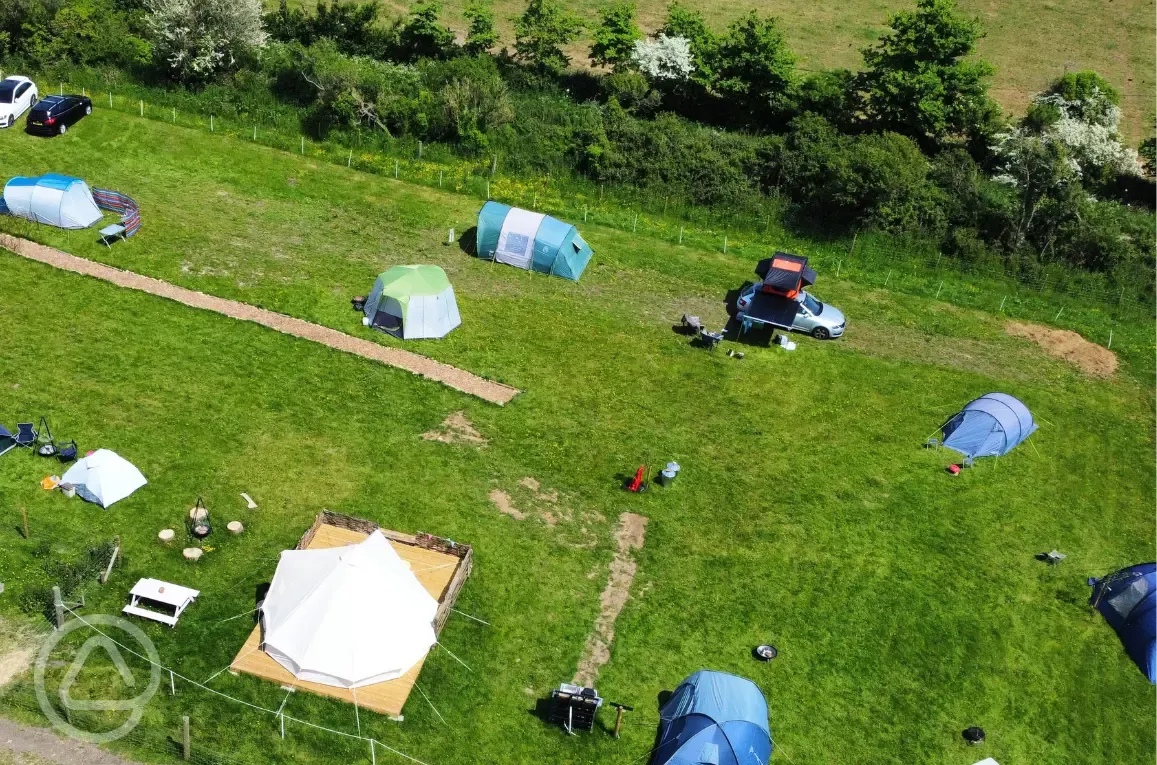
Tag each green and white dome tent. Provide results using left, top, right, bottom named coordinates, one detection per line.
left=362, top=265, right=461, bottom=340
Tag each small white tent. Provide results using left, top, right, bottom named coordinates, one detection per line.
left=60, top=449, right=147, bottom=508
left=261, top=530, right=439, bottom=688
left=2, top=174, right=102, bottom=229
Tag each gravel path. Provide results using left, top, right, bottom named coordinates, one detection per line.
left=0, top=719, right=142, bottom=765
left=0, top=235, right=519, bottom=405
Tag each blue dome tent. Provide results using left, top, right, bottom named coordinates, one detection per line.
left=939, top=393, right=1037, bottom=460
left=650, top=671, right=771, bottom=765
left=475, top=201, right=592, bottom=280
left=3, top=174, right=102, bottom=229
left=1089, top=563, right=1156, bottom=683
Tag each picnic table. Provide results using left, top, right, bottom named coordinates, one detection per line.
left=123, top=578, right=199, bottom=627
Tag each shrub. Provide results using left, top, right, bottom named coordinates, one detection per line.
left=393, top=1, right=456, bottom=62
left=147, top=0, right=266, bottom=82
left=463, top=0, right=499, bottom=55
left=714, top=11, right=795, bottom=125
left=631, top=34, right=694, bottom=83
left=513, top=0, right=583, bottom=77
left=589, top=1, right=642, bottom=72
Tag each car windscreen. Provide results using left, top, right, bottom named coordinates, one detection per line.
left=802, top=292, right=823, bottom=315
left=0, top=81, right=15, bottom=104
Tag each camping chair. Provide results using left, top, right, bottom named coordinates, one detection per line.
left=14, top=423, right=36, bottom=448
left=57, top=440, right=78, bottom=463
left=699, top=328, right=724, bottom=351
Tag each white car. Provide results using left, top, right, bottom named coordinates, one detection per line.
left=0, top=76, right=39, bottom=128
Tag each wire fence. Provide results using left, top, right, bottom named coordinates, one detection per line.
left=12, top=81, right=1156, bottom=372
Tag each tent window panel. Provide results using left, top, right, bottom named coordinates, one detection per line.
left=506, top=232, right=530, bottom=253
left=1108, top=579, right=1149, bottom=618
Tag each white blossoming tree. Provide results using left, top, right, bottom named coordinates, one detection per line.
left=148, top=0, right=266, bottom=82
left=1024, top=72, right=1140, bottom=179
left=631, top=34, right=694, bottom=82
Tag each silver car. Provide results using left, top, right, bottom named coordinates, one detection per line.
left=736, top=284, right=846, bottom=339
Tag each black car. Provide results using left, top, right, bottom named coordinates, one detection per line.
left=26, top=94, right=91, bottom=136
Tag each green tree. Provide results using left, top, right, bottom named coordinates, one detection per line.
left=1140, top=133, right=1156, bottom=178
left=858, top=0, right=995, bottom=148
left=395, top=1, right=455, bottom=61
left=589, top=1, right=641, bottom=71
left=513, top=0, right=583, bottom=76
left=714, top=11, right=795, bottom=120
left=462, top=0, right=498, bottom=54
left=658, top=3, right=716, bottom=87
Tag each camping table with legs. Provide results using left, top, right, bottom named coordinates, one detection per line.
left=123, top=578, right=200, bottom=627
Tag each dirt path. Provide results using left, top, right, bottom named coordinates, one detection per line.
left=0, top=235, right=520, bottom=405
left=1005, top=321, right=1118, bottom=377
left=572, top=512, right=648, bottom=688
left=0, top=719, right=143, bottom=765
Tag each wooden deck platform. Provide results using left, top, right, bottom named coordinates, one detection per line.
left=228, top=513, right=471, bottom=718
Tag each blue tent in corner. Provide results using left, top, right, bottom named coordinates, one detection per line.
left=475, top=201, right=592, bottom=280
left=1090, top=563, right=1156, bottom=683
left=651, top=671, right=771, bottom=765
left=939, top=393, right=1037, bottom=460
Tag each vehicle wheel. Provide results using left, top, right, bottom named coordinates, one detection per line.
left=811, top=326, right=830, bottom=340
left=58, top=123, right=67, bottom=135
left=85, top=106, right=92, bottom=115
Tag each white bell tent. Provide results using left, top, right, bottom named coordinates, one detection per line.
left=260, top=530, right=439, bottom=688
left=60, top=449, right=147, bottom=508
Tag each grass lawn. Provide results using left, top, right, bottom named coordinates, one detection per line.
left=280, top=0, right=1156, bottom=140
left=0, top=110, right=1153, bottom=765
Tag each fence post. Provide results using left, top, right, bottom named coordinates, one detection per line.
left=848, top=233, right=857, bottom=256
left=182, top=716, right=190, bottom=760
left=486, top=181, right=490, bottom=200
left=583, top=205, right=588, bottom=222
left=53, top=586, right=63, bottom=630
left=448, top=228, right=454, bottom=244
left=109, top=92, right=112, bottom=107
left=21, top=506, right=28, bottom=539
left=632, top=213, right=638, bottom=233
left=439, top=170, right=443, bottom=187
left=1054, top=307, right=1064, bottom=321
left=490, top=154, right=498, bottom=176
left=935, top=280, right=944, bottom=298
left=300, top=136, right=304, bottom=155
left=139, top=100, right=143, bottom=117
left=1107, top=329, right=1113, bottom=349
left=836, top=259, right=841, bottom=277
left=59, top=82, right=63, bottom=95
left=884, top=270, right=892, bottom=286
left=417, top=141, right=422, bottom=159
left=998, top=296, right=1007, bottom=313
left=723, top=236, right=727, bottom=254
left=171, top=107, right=175, bottom=123
left=394, top=160, right=398, bottom=179
left=678, top=226, right=683, bottom=245
left=254, top=125, right=257, bottom=140
left=170, top=670, right=176, bottom=696
left=210, top=115, right=214, bottom=132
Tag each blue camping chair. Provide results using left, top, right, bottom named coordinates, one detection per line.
left=14, top=423, right=36, bottom=448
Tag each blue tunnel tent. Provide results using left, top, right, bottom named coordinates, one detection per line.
left=2, top=174, right=102, bottom=229
left=475, top=201, right=592, bottom=280
left=651, top=671, right=771, bottom=765
left=939, top=393, right=1037, bottom=460
left=1090, top=563, right=1156, bottom=683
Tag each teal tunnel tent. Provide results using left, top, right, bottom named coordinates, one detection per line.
left=475, top=202, right=592, bottom=280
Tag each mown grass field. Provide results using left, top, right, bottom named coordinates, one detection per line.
left=282, top=0, right=1156, bottom=140
left=0, top=109, right=1153, bottom=765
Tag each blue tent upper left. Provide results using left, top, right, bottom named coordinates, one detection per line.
left=1090, top=562, right=1156, bottom=683
left=651, top=670, right=771, bottom=765
left=2, top=174, right=102, bottom=229
left=940, top=392, right=1037, bottom=459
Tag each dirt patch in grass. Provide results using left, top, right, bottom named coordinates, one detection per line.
left=422, top=412, right=488, bottom=446
left=1006, top=321, right=1118, bottom=378
left=572, top=512, right=648, bottom=688
left=488, top=489, right=526, bottom=520
left=0, top=618, right=39, bottom=690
